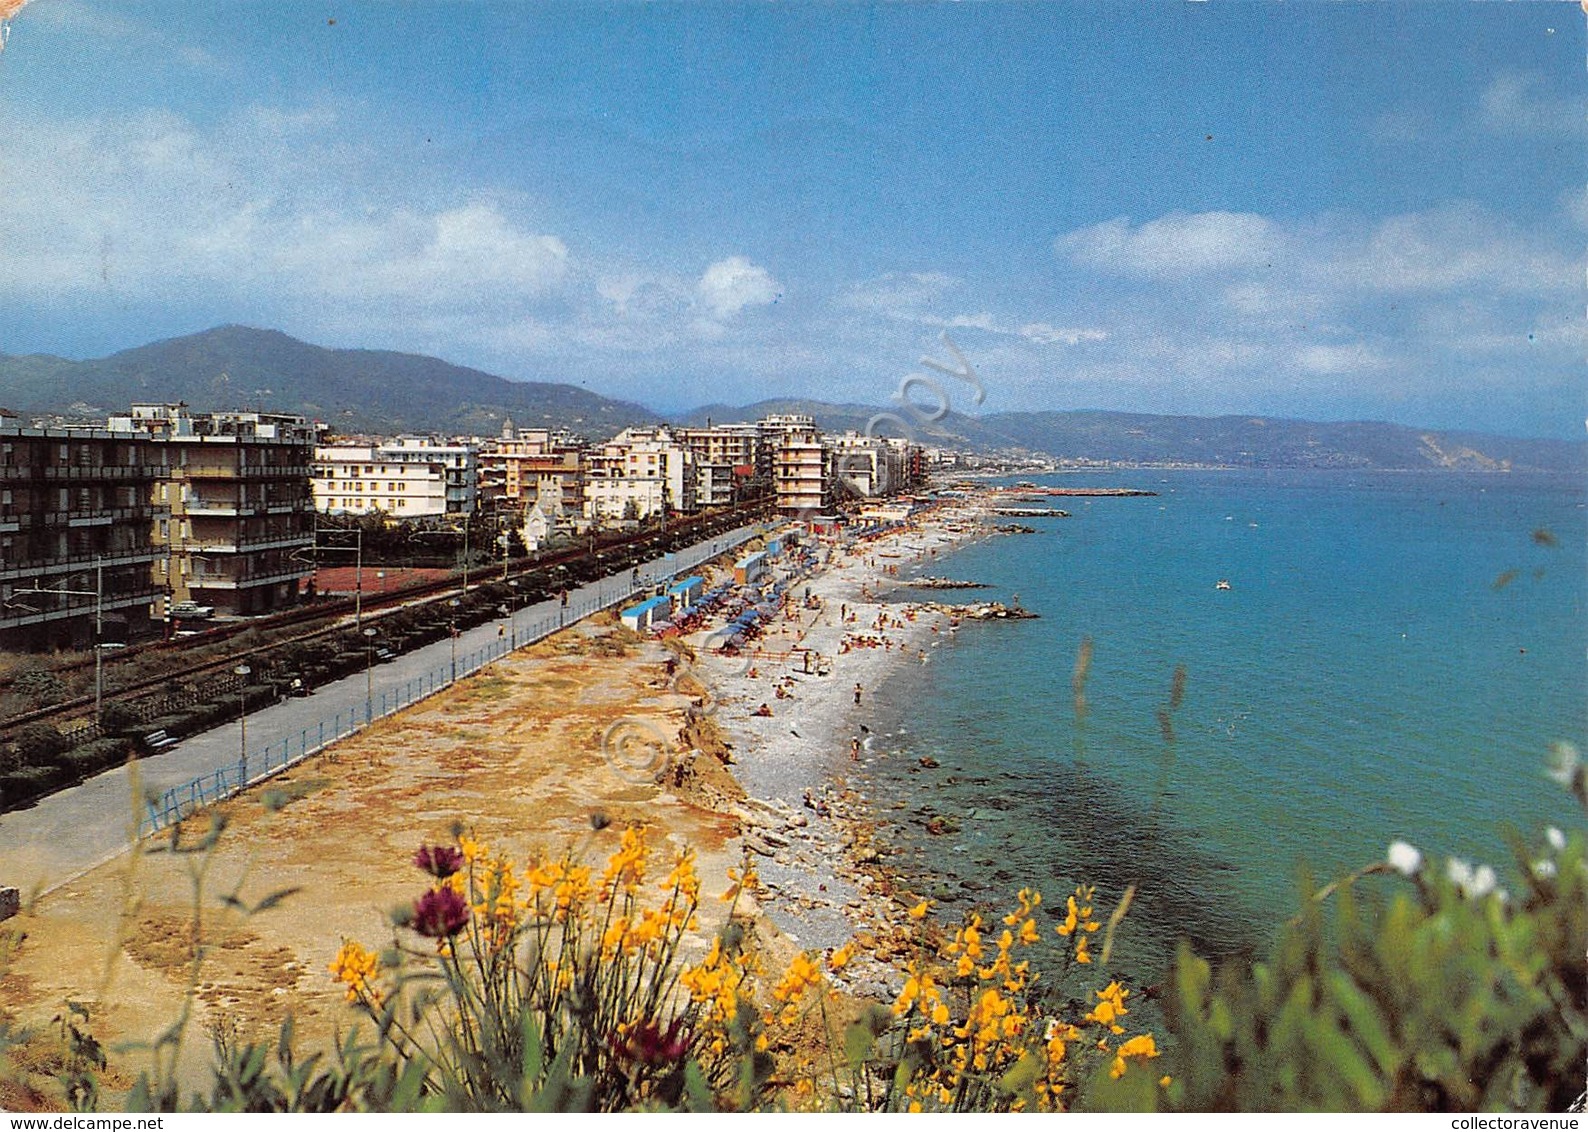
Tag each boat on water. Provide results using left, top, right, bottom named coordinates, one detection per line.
left=1215, top=579, right=1232, bottom=591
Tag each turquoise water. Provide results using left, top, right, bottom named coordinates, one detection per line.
left=867, top=469, right=1586, bottom=972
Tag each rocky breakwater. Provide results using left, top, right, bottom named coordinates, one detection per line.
left=901, top=577, right=990, bottom=590
left=922, top=600, right=1038, bottom=621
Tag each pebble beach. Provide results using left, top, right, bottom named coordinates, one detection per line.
left=690, top=492, right=1003, bottom=998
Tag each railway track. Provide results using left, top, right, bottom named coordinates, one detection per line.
left=0, top=501, right=774, bottom=736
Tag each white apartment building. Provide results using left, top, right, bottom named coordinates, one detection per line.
left=313, top=436, right=477, bottom=517
left=584, top=426, right=696, bottom=522
left=584, top=476, right=669, bottom=524
left=772, top=429, right=830, bottom=516
left=828, top=431, right=904, bottom=498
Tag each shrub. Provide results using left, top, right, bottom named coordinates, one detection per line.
left=101, top=700, right=148, bottom=737
left=56, top=739, right=133, bottom=780
left=12, top=667, right=68, bottom=708
left=10, top=723, right=70, bottom=768
left=0, top=764, right=65, bottom=808
left=309, top=831, right=1159, bottom=1114
left=1159, top=776, right=1586, bottom=1112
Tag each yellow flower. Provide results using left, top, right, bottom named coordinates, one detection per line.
left=771, top=951, right=823, bottom=1008
left=1109, top=1033, right=1159, bottom=1079
left=1085, top=981, right=1130, bottom=1031
left=663, top=846, right=701, bottom=906
left=1056, top=895, right=1079, bottom=937
left=1075, top=933, right=1092, bottom=964
left=828, top=943, right=855, bottom=972
left=328, top=939, right=381, bottom=1005
left=908, top=900, right=931, bottom=920
left=599, top=826, right=649, bottom=899
left=1002, top=886, right=1042, bottom=926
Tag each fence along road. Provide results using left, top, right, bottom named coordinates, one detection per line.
left=0, top=522, right=769, bottom=898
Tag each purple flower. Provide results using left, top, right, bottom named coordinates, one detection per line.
left=413, top=886, right=470, bottom=938
left=415, top=844, right=465, bottom=879
left=611, top=1018, right=690, bottom=1066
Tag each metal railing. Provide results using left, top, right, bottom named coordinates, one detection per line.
left=138, top=524, right=768, bottom=837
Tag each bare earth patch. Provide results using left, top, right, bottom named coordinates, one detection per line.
left=1, top=626, right=750, bottom=1096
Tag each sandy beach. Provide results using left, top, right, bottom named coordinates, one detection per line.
left=0, top=493, right=1001, bottom=1102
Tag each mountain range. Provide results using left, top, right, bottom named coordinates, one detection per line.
left=1, top=326, right=1580, bottom=473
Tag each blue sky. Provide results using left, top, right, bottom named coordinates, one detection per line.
left=1, top=2, right=1582, bottom=436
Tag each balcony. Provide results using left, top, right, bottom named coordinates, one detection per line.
left=179, top=463, right=314, bottom=479
left=0, top=548, right=165, bottom=581
left=37, top=464, right=166, bottom=481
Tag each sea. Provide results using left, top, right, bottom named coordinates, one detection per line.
left=864, top=468, right=1586, bottom=982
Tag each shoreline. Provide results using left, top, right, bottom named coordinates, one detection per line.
left=701, top=493, right=1002, bottom=997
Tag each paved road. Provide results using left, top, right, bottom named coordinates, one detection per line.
left=0, top=523, right=766, bottom=897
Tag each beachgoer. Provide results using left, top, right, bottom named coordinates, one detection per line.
left=753, top=703, right=772, bottom=717
left=854, top=682, right=863, bottom=706
left=851, top=736, right=862, bottom=762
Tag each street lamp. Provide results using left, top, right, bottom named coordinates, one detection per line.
left=363, top=626, right=378, bottom=723
left=507, top=579, right=520, bottom=648
left=234, top=663, right=251, bottom=767
left=448, top=598, right=461, bottom=683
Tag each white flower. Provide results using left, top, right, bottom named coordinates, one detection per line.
left=1546, top=826, right=1567, bottom=852
left=1546, top=742, right=1580, bottom=787
left=1446, top=857, right=1497, bottom=899
left=1386, top=840, right=1423, bottom=876
left=1533, top=859, right=1558, bottom=879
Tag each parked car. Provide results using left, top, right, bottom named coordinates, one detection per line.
left=170, top=601, right=215, bottom=620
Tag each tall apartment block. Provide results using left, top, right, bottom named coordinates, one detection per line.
left=477, top=423, right=585, bottom=518
left=0, top=411, right=169, bottom=650
left=771, top=430, right=831, bottom=516
left=674, top=423, right=765, bottom=507
left=109, top=404, right=318, bottom=618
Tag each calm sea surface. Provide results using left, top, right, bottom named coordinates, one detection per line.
left=865, top=469, right=1586, bottom=975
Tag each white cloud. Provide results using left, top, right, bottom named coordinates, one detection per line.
left=1331, top=202, right=1576, bottom=295
left=1293, top=343, right=1388, bottom=376
left=696, top=256, right=781, bottom=319
left=363, top=204, right=570, bottom=302
left=1017, top=322, right=1109, bottom=347
left=839, top=271, right=959, bottom=315
left=1478, top=73, right=1584, bottom=138
left=1562, top=185, right=1588, bottom=231
left=1057, top=211, right=1284, bottom=277
left=1045, top=199, right=1582, bottom=414
left=835, top=273, right=1104, bottom=351
left=0, top=105, right=571, bottom=317
left=1059, top=203, right=1578, bottom=300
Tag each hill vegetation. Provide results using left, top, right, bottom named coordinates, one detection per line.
left=1, top=327, right=1579, bottom=472
left=0, top=326, right=658, bottom=439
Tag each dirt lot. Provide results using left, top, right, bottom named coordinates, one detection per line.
left=0, top=621, right=753, bottom=1099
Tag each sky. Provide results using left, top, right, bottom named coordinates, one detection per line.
left=0, top=2, right=1583, bottom=436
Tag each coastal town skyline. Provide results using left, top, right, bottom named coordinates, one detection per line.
left=2, top=3, right=1583, bottom=437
